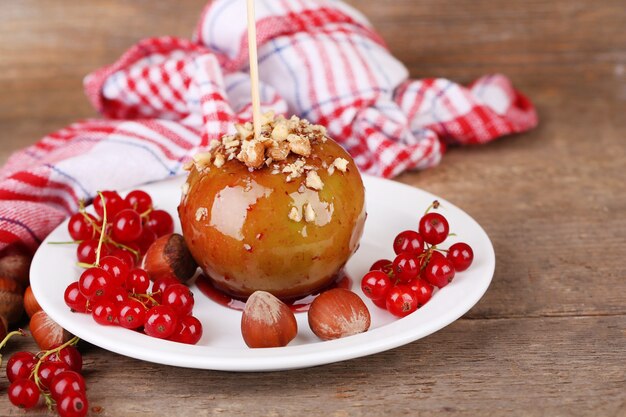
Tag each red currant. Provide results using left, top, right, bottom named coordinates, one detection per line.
left=360, top=270, right=392, bottom=300
left=424, top=251, right=455, bottom=288
left=393, top=230, right=424, bottom=255
left=447, top=242, right=474, bottom=271
left=168, top=315, right=203, bottom=344
left=37, top=360, right=69, bottom=390
left=93, top=190, right=128, bottom=219
left=152, top=275, right=179, bottom=295
left=409, top=278, right=434, bottom=306
left=112, top=209, right=143, bottom=243
left=125, top=190, right=152, bottom=213
left=68, top=213, right=97, bottom=241
left=126, top=268, right=150, bottom=294
left=134, top=227, right=157, bottom=254
left=6, top=351, right=37, bottom=383
left=57, top=390, right=89, bottom=417
left=162, top=284, right=194, bottom=317
left=418, top=212, right=449, bottom=245
left=369, top=259, right=392, bottom=273
left=48, top=346, right=82, bottom=373
left=371, top=296, right=388, bottom=310
left=8, top=378, right=40, bottom=409
left=392, top=252, right=420, bottom=283
left=145, top=209, right=174, bottom=237
left=50, top=371, right=86, bottom=401
left=144, top=305, right=178, bottom=339
left=64, top=282, right=88, bottom=313
left=385, top=285, right=418, bottom=317
left=109, top=248, right=137, bottom=268
left=105, top=286, right=128, bottom=305
left=118, top=298, right=147, bottom=329
left=91, top=299, right=118, bottom=326
left=78, top=267, right=114, bottom=298
left=76, top=239, right=108, bottom=265
left=100, top=255, right=130, bottom=287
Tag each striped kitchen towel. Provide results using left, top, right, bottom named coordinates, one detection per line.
left=0, top=0, right=537, bottom=253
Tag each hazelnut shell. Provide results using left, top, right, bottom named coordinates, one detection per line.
left=241, top=291, right=297, bottom=348
left=308, top=288, right=371, bottom=341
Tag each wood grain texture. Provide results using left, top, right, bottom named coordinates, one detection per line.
left=0, top=0, right=625, bottom=416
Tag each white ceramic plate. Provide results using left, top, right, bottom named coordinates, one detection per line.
left=31, top=175, right=494, bottom=372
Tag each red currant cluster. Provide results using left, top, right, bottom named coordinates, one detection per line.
left=360, top=201, right=474, bottom=317
left=68, top=190, right=173, bottom=266
left=4, top=335, right=88, bottom=417
left=63, top=190, right=202, bottom=344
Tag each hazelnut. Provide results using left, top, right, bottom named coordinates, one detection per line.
left=308, top=288, right=371, bottom=341
left=30, top=310, right=72, bottom=351
left=241, top=291, right=297, bottom=348
left=0, top=246, right=31, bottom=287
left=0, top=276, right=23, bottom=324
left=143, top=234, right=198, bottom=283
left=23, top=286, right=42, bottom=318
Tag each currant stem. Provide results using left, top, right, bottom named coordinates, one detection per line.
left=31, top=336, right=80, bottom=392
left=133, top=292, right=160, bottom=307
left=0, top=329, right=27, bottom=351
left=95, top=191, right=108, bottom=266
left=48, top=240, right=81, bottom=245
left=424, top=200, right=440, bottom=215
left=139, top=207, right=153, bottom=218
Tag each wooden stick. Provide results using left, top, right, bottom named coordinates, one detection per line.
left=246, top=0, right=261, bottom=140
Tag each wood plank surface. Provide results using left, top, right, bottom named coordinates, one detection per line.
left=0, top=1, right=625, bottom=416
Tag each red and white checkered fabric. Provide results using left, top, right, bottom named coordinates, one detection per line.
left=0, top=0, right=537, bottom=253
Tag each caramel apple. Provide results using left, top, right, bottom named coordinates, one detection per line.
left=178, top=113, right=365, bottom=300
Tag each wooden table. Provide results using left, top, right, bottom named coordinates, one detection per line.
left=1, top=1, right=624, bottom=416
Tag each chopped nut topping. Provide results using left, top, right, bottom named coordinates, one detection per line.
left=181, top=182, right=190, bottom=196
left=243, top=243, right=252, bottom=252
left=193, top=152, right=213, bottom=170
left=333, top=157, right=349, bottom=172
left=327, top=164, right=336, bottom=175
left=271, top=122, right=289, bottom=142
left=287, top=134, right=311, bottom=157
left=304, top=203, right=316, bottom=223
left=213, top=152, right=225, bottom=168
left=288, top=206, right=302, bottom=222
left=190, top=113, right=327, bottom=172
left=182, top=160, right=194, bottom=171
left=195, top=207, right=208, bottom=221
left=238, top=140, right=265, bottom=169
left=282, top=158, right=306, bottom=181
left=267, top=141, right=290, bottom=161
left=305, top=170, right=324, bottom=190
left=223, top=137, right=240, bottom=149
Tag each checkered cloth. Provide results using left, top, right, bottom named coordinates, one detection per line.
left=0, top=0, right=537, bottom=253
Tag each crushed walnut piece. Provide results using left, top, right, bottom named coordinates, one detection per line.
left=195, top=207, right=208, bottom=221
left=288, top=206, right=302, bottom=222
left=333, top=157, right=349, bottom=172
left=305, top=170, right=324, bottom=190
left=192, top=112, right=327, bottom=172
left=304, top=203, right=316, bottom=223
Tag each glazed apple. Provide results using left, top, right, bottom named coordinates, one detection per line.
left=178, top=114, right=365, bottom=300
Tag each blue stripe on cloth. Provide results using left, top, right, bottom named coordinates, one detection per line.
left=429, top=80, right=454, bottom=137
left=44, top=164, right=90, bottom=198
left=205, top=0, right=237, bottom=54
left=300, top=86, right=387, bottom=119
left=0, top=216, right=42, bottom=243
